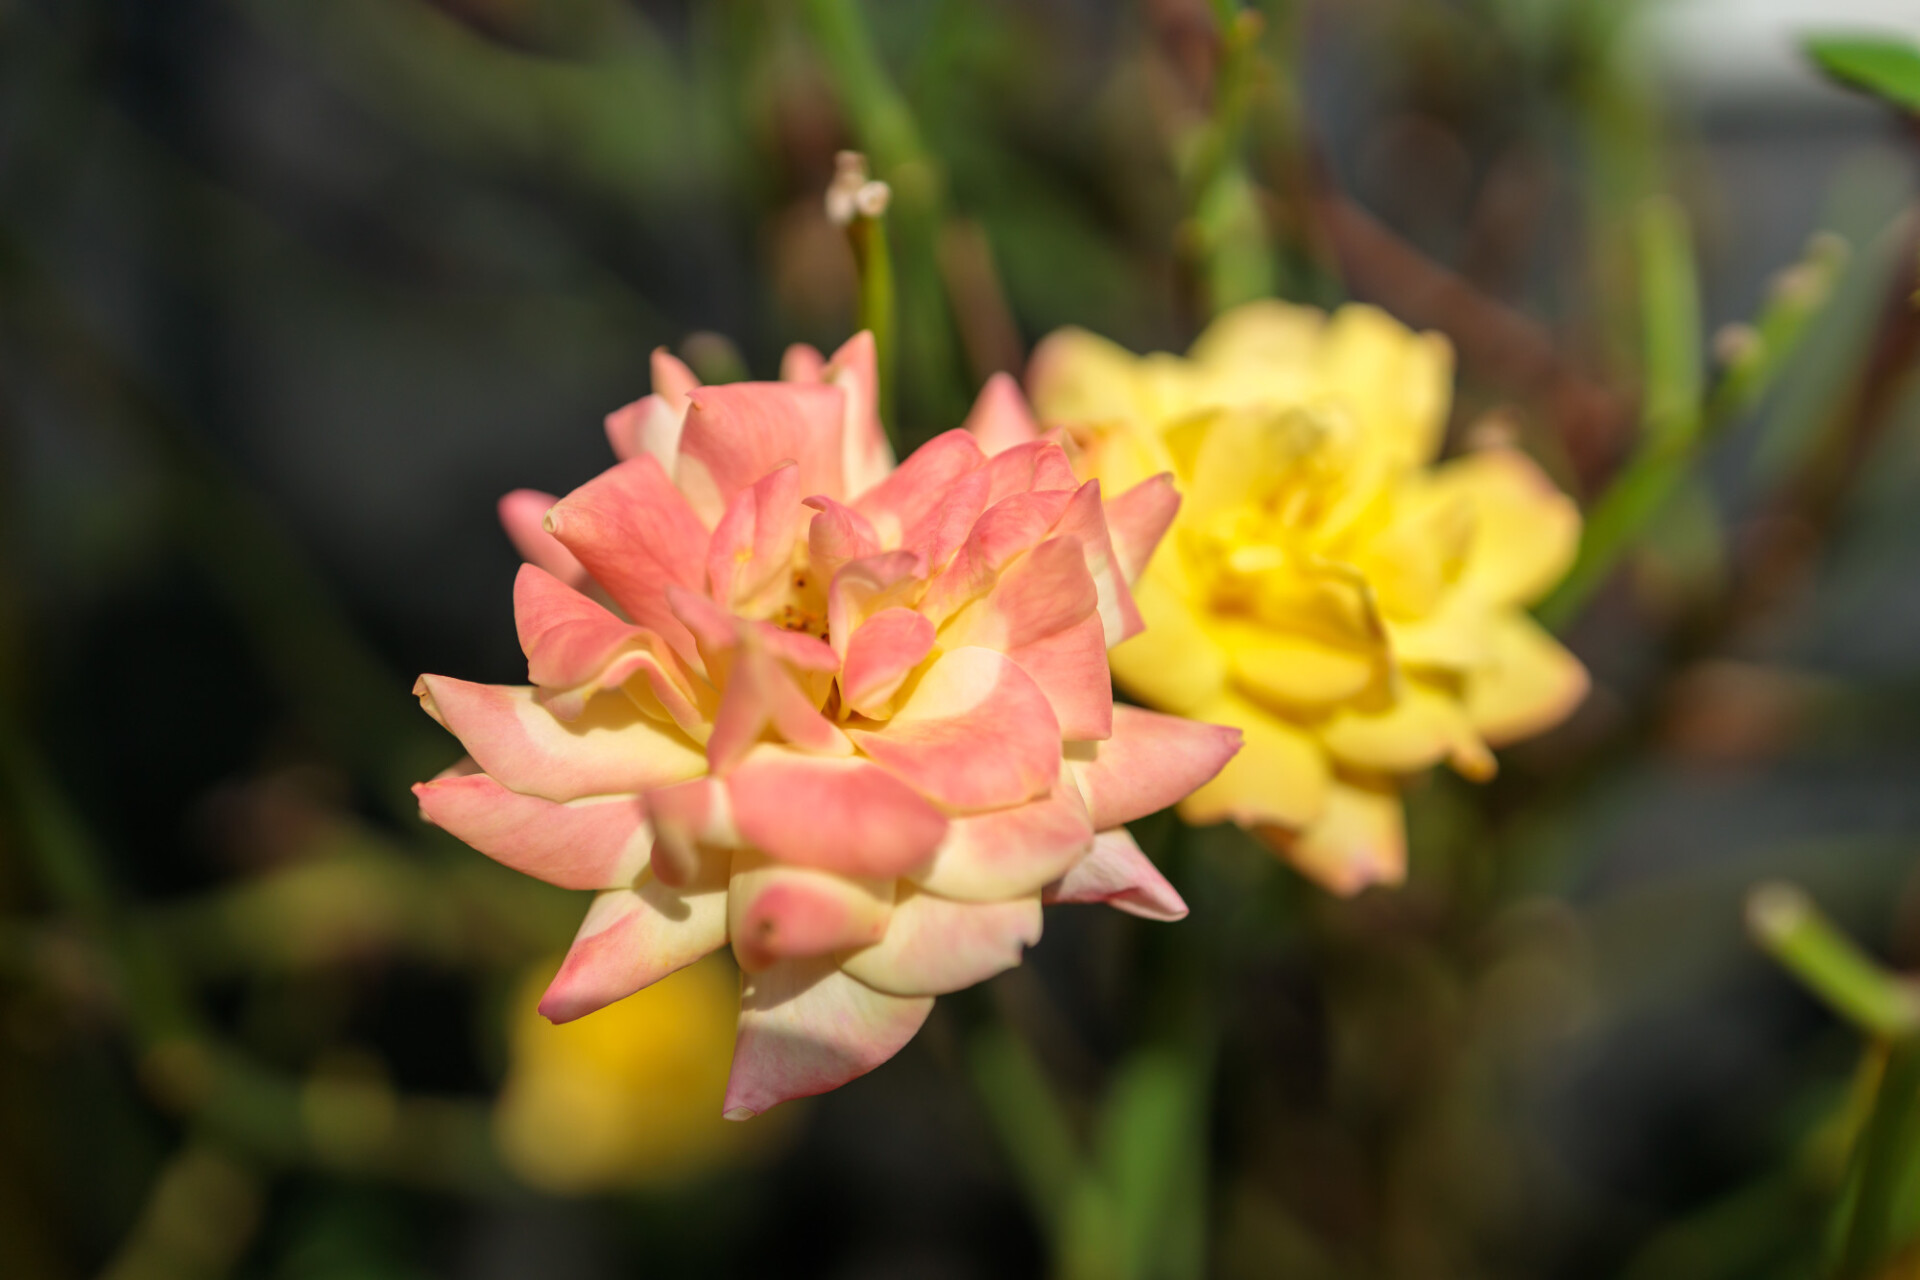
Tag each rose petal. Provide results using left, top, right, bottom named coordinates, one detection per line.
left=848, top=647, right=1061, bottom=813
left=514, top=564, right=707, bottom=730
left=728, top=857, right=894, bottom=971
left=780, top=342, right=827, bottom=383
left=982, top=438, right=1079, bottom=504
left=911, top=784, right=1094, bottom=901
left=962, top=372, right=1042, bottom=457
left=603, top=393, right=685, bottom=469
left=414, top=773, right=650, bottom=891
left=827, top=550, right=927, bottom=662
left=414, top=675, right=706, bottom=802
left=538, top=872, right=728, bottom=1023
left=825, top=331, right=896, bottom=499
left=1464, top=611, right=1590, bottom=746
left=918, top=489, right=1075, bottom=625
left=543, top=456, right=710, bottom=659
left=839, top=886, right=1042, bottom=996
left=726, top=746, right=949, bottom=878
left=1065, top=703, right=1240, bottom=829
left=1320, top=679, right=1495, bottom=781
left=1102, top=473, right=1180, bottom=586
left=804, top=495, right=883, bottom=586
left=1050, top=479, right=1143, bottom=646
left=707, top=462, right=803, bottom=613
left=1176, top=694, right=1327, bottom=830
left=1043, top=827, right=1188, bottom=921
left=676, top=382, right=847, bottom=524
left=854, top=429, right=986, bottom=547
left=498, top=490, right=589, bottom=589
left=644, top=775, right=739, bottom=888
left=1263, top=778, right=1406, bottom=896
left=722, top=958, right=933, bottom=1119
left=707, top=631, right=852, bottom=774
left=840, top=607, right=936, bottom=718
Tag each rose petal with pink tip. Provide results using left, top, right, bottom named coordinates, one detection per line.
left=827, top=550, right=927, bottom=661
left=498, top=490, right=589, bottom=589
left=848, top=647, right=1061, bottom=813
left=1103, top=473, right=1181, bottom=586
left=726, top=746, right=949, bottom=878
left=962, top=372, right=1041, bottom=457
left=982, top=438, right=1079, bottom=504
left=1050, top=479, right=1143, bottom=646
left=706, top=633, right=852, bottom=774
left=728, top=860, right=894, bottom=971
left=514, top=565, right=705, bottom=729
left=824, top=331, right=895, bottom=498
left=804, top=495, right=882, bottom=584
left=676, top=383, right=846, bottom=524
left=707, top=462, right=803, bottom=611
left=911, top=783, right=1094, bottom=901
left=919, top=489, right=1076, bottom=624
left=853, top=428, right=985, bottom=546
left=543, top=456, right=709, bottom=658
left=414, top=773, right=650, bottom=891
left=722, top=957, right=932, bottom=1119
left=415, top=675, right=706, bottom=802
left=644, top=775, right=739, bottom=887
left=538, top=874, right=728, bottom=1023
left=1066, top=704, right=1241, bottom=829
left=1043, top=827, right=1187, bottom=921
left=840, top=607, right=935, bottom=717
left=839, top=887, right=1042, bottom=996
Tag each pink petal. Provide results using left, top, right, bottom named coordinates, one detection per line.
left=1043, top=828, right=1188, bottom=921
left=676, top=382, right=847, bottom=524
left=940, top=537, right=1110, bottom=739
left=1050, top=480, right=1143, bottom=646
left=825, top=331, right=895, bottom=499
left=982, top=438, right=1079, bottom=504
left=840, top=607, right=936, bottom=718
left=1066, top=704, right=1241, bottom=828
left=826, top=550, right=927, bottom=662
left=644, top=775, right=738, bottom=888
left=898, top=467, right=991, bottom=571
left=723, top=958, right=933, bottom=1119
left=780, top=342, right=826, bottom=383
left=543, top=456, right=709, bottom=659
left=706, top=462, right=803, bottom=612
left=854, top=429, right=986, bottom=547
left=602, top=393, right=684, bottom=468
left=414, top=675, right=707, bottom=801
left=726, top=746, right=949, bottom=878
left=1103, top=473, right=1181, bottom=586
left=962, top=372, right=1041, bottom=457
left=707, top=631, right=852, bottom=774
left=918, top=489, right=1075, bottom=624
left=803, top=495, right=883, bottom=585
left=538, top=874, right=728, bottom=1023
left=498, top=490, right=589, bottom=589
left=651, top=347, right=700, bottom=412
left=728, top=860, right=894, bottom=971
left=839, top=887, right=1042, bottom=996
left=911, top=783, right=1093, bottom=901
left=848, top=647, right=1061, bottom=813
left=514, top=564, right=706, bottom=730
left=414, top=773, right=649, bottom=891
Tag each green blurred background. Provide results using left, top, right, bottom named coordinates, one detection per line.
left=5, top=0, right=1920, bottom=1276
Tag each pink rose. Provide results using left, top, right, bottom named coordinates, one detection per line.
left=414, top=334, right=1238, bottom=1118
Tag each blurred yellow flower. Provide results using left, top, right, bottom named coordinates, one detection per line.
left=494, top=953, right=766, bottom=1193
left=1029, top=302, right=1589, bottom=894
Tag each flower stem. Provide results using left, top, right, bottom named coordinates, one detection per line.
left=845, top=196, right=898, bottom=433
left=1747, top=882, right=1920, bottom=1041
left=1834, top=1041, right=1920, bottom=1279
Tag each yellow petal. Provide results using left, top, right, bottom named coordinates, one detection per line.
left=1187, top=299, right=1323, bottom=405
left=1109, top=569, right=1229, bottom=716
left=1177, top=693, right=1329, bottom=830
left=1320, top=305, right=1454, bottom=470
left=1465, top=611, right=1590, bottom=745
left=1213, top=618, right=1377, bottom=708
left=1262, top=777, right=1406, bottom=896
left=1026, top=327, right=1145, bottom=427
left=1320, top=679, right=1495, bottom=781
left=1429, top=448, right=1580, bottom=607
left=1386, top=590, right=1493, bottom=672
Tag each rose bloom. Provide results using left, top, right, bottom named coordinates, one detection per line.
left=414, top=334, right=1238, bottom=1118
left=1028, top=302, right=1588, bottom=894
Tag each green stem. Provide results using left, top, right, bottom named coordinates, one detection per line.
left=966, top=1017, right=1084, bottom=1238
left=1747, top=883, right=1920, bottom=1041
left=1836, top=1042, right=1920, bottom=1278
left=846, top=209, right=898, bottom=435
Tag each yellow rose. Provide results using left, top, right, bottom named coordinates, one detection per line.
left=493, top=953, right=768, bottom=1193
left=1029, top=302, right=1588, bottom=893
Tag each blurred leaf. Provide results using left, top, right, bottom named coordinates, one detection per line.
left=1637, top=195, right=1704, bottom=452
left=1806, top=35, right=1920, bottom=114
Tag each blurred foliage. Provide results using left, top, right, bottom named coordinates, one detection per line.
left=4, top=0, right=1920, bottom=1278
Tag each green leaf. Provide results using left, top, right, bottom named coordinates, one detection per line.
left=1805, top=35, right=1920, bottom=113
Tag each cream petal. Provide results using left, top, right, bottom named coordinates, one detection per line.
left=722, top=958, right=933, bottom=1119
left=414, top=774, right=650, bottom=891
left=538, top=872, right=729, bottom=1023
left=839, top=887, right=1041, bottom=996
left=1043, top=827, right=1187, bottom=921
